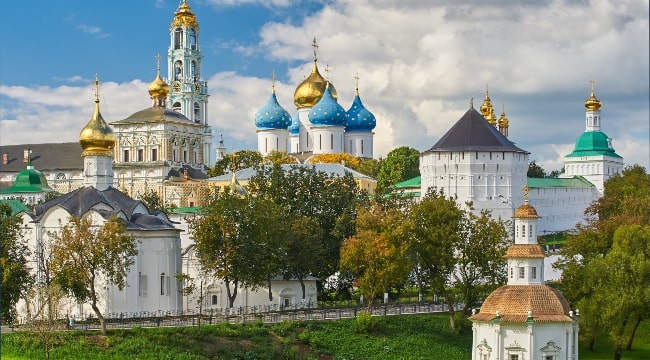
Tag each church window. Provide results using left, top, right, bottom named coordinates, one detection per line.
left=510, top=356, right=519, bottom=360
left=522, top=225, right=526, bottom=237
left=349, top=140, right=352, bottom=152
left=174, top=60, right=183, bottom=80
left=331, top=134, right=334, bottom=150
left=490, top=152, right=492, bottom=160
left=160, top=273, right=170, bottom=296
left=123, top=149, right=130, bottom=162
left=510, top=267, right=513, bottom=279
left=183, top=150, right=188, bottom=163
left=276, top=137, right=279, bottom=150
left=531, top=267, right=537, bottom=279
left=173, top=149, right=178, bottom=162
left=529, top=225, right=533, bottom=237
left=319, top=135, right=322, bottom=150
left=138, top=273, right=148, bottom=297
left=361, top=140, right=364, bottom=155
left=137, top=149, right=144, bottom=162
left=174, top=28, right=183, bottom=49
left=518, top=267, right=525, bottom=279
left=191, top=61, right=197, bottom=79
left=151, top=148, right=158, bottom=161
left=194, top=102, right=201, bottom=122
left=265, top=138, right=268, bottom=153
left=211, top=294, right=218, bottom=305
left=475, top=151, right=478, bottom=159
left=173, top=102, right=182, bottom=112
left=189, top=28, right=197, bottom=50
left=194, top=150, right=199, bottom=164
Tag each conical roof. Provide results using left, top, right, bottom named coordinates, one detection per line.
left=424, top=107, right=527, bottom=153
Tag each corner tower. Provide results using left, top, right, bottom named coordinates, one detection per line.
left=167, top=0, right=213, bottom=164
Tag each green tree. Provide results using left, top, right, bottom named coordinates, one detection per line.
left=376, top=146, right=420, bottom=191
left=527, top=160, right=546, bottom=178
left=410, top=188, right=464, bottom=331
left=454, top=206, right=510, bottom=317
left=557, top=165, right=650, bottom=356
left=209, top=150, right=263, bottom=177
left=50, top=216, right=137, bottom=335
left=355, top=157, right=381, bottom=178
left=139, top=189, right=173, bottom=214
left=0, top=203, right=33, bottom=323
left=264, top=150, right=298, bottom=165
left=284, top=215, right=324, bottom=301
left=248, top=165, right=364, bottom=282
left=340, top=202, right=413, bottom=311
left=191, top=190, right=288, bottom=307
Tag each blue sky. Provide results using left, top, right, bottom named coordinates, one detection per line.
left=1, top=0, right=648, bottom=171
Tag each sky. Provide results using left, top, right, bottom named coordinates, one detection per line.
left=0, top=0, right=648, bottom=172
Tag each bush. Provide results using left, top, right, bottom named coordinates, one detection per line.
left=355, top=310, right=377, bottom=333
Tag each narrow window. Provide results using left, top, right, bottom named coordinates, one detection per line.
left=189, top=28, right=197, bottom=50
left=174, top=28, right=183, bottom=49
left=194, top=103, right=201, bottom=122
left=265, top=138, right=268, bottom=153
left=123, top=149, right=130, bottom=162
left=361, top=140, right=364, bottom=155
left=518, top=267, right=525, bottom=279
left=330, top=134, right=334, bottom=149
left=522, top=225, right=526, bottom=237
left=319, top=134, right=322, bottom=150
left=183, top=150, right=188, bottom=163
left=137, top=149, right=144, bottom=162
left=151, top=148, right=158, bottom=161
left=531, top=267, right=537, bottom=279
left=529, top=225, right=533, bottom=237
left=211, top=295, right=218, bottom=305
left=510, top=267, right=513, bottom=279
left=160, top=273, right=169, bottom=296
left=138, top=273, right=148, bottom=296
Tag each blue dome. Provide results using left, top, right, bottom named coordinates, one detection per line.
left=308, top=86, right=347, bottom=126
left=346, top=94, right=376, bottom=131
left=255, top=92, right=291, bottom=130
left=289, top=112, right=300, bottom=135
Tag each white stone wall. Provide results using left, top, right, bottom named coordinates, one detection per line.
left=344, top=132, right=374, bottom=158
left=257, top=129, right=289, bottom=156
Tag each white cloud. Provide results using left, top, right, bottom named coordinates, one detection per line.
left=1, top=0, right=648, bottom=173
left=77, top=24, right=111, bottom=38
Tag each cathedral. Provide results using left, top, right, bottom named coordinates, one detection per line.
left=254, top=39, right=377, bottom=159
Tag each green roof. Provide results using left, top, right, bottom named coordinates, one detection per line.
left=566, top=131, right=622, bottom=158
left=170, top=206, right=201, bottom=214
left=0, top=199, right=30, bottom=215
left=0, top=166, right=53, bottom=194
left=392, top=176, right=421, bottom=189
left=527, top=176, right=595, bottom=189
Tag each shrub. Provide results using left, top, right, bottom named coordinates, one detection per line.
left=355, top=310, right=377, bottom=333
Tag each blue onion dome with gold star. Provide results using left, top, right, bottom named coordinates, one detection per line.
left=255, top=85, right=292, bottom=130
left=346, top=88, right=376, bottom=131
left=289, top=111, right=300, bottom=135
left=79, top=76, right=116, bottom=157
left=308, top=84, right=347, bottom=126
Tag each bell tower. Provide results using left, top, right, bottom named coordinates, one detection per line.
left=167, top=0, right=213, bottom=165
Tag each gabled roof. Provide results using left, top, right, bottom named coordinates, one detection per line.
left=31, top=186, right=177, bottom=231
left=424, top=108, right=528, bottom=153
left=0, top=199, right=30, bottom=216
left=0, top=143, right=83, bottom=172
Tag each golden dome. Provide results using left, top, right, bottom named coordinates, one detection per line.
left=171, top=0, right=198, bottom=28
left=585, top=83, right=601, bottom=110
left=480, top=86, right=497, bottom=125
left=470, top=285, right=572, bottom=322
left=294, top=60, right=338, bottom=108
left=514, top=202, right=540, bottom=218
left=148, top=69, right=170, bottom=101
left=504, top=244, right=545, bottom=258
left=498, top=106, right=509, bottom=127
left=79, top=77, right=116, bottom=157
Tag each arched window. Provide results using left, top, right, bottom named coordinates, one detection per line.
left=191, top=61, right=197, bottom=79
left=174, top=28, right=183, bottom=49
left=194, top=102, right=201, bottom=122
left=174, top=60, right=183, bottom=80
left=189, top=28, right=197, bottom=50
left=173, top=102, right=182, bottom=112
left=211, top=294, right=218, bottom=305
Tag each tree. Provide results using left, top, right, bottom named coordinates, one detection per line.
left=409, top=188, right=464, bottom=331
left=208, top=150, right=263, bottom=177
left=264, top=150, right=298, bottom=165
left=376, top=146, right=420, bottom=191
left=284, top=215, right=324, bottom=301
left=355, top=157, right=381, bottom=178
left=0, top=203, right=33, bottom=323
left=139, top=188, right=173, bottom=214
left=310, top=153, right=360, bottom=169
left=191, top=190, right=288, bottom=307
left=527, top=160, right=546, bottom=178
left=50, top=216, right=137, bottom=335
left=454, top=206, right=510, bottom=317
left=557, top=165, right=650, bottom=356
left=340, top=202, right=413, bottom=311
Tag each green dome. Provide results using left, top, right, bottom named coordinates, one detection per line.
left=566, top=131, right=622, bottom=158
left=0, top=166, right=53, bottom=194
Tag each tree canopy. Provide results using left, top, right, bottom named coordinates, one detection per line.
left=527, top=160, right=546, bottom=178
left=557, top=165, right=650, bottom=359
left=0, top=203, right=32, bottom=323
left=376, top=146, right=420, bottom=191
left=50, top=215, right=137, bottom=335
left=209, top=150, right=264, bottom=177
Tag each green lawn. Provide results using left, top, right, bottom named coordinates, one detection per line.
left=1, top=315, right=648, bottom=360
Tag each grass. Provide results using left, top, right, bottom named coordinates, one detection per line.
left=1, top=315, right=648, bottom=360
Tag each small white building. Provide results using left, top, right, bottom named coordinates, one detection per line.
left=470, top=190, right=579, bottom=360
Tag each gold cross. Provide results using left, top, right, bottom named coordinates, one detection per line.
left=312, top=37, right=319, bottom=60
left=94, top=74, right=100, bottom=102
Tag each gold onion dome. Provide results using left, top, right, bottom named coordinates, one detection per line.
left=148, top=69, right=170, bottom=100
left=171, top=0, right=198, bottom=28
left=498, top=106, right=509, bottom=127
left=514, top=200, right=540, bottom=218
left=80, top=77, right=116, bottom=157
left=585, top=84, right=602, bottom=110
left=294, top=60, right=337, bottom=108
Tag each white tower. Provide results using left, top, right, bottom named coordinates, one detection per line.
left=563, top=83, right=624, bottom=193
left=167, top=0, right=213, bottom=165
left=79, top=76, right=116, bottom=191
left=470, top=186, right=579, bottom=360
